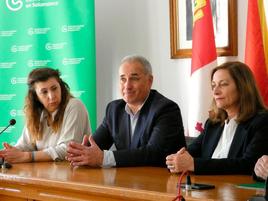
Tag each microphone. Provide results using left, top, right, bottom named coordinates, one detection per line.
left=185, top=174, right=192, bottom=190
left=181, top=174, right=215, bottom=190
left=0, top=119, right=16, bottom=135
left=0, top=119, right=16, bottom=169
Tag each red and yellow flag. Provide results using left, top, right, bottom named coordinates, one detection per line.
left=188, top=0, right=217, bottom=136
left=245, top=0, right=268, bottom=106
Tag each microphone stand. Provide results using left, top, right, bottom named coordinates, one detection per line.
left=0, top=119, right=16, bottom=169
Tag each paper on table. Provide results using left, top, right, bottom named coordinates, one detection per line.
left=236, top=182, right=265, bottom=190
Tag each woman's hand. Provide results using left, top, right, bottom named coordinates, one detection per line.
left=166, top=147, right=194, bottom=173
left=254, top=155, right=268, bottom=180
left=0, top=143, right=31, bottom=163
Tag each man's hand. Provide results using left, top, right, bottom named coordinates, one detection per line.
left=66, top=135, right=104, bottom=167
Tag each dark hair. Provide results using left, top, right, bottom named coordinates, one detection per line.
left=25, top=67, right=72, bottom=141
left=209, top=61, right=267, bottom=124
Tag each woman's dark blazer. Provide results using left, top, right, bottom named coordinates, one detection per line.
left=188, top=112, right=268, bottom=175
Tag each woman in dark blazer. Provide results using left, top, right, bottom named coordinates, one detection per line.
left=166, top=61, right=268, bottom=175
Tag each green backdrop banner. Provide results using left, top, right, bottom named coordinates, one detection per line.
left=0, top=0, right=96, bottom=148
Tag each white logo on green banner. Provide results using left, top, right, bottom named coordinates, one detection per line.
left=6, top=0, right=23, bottom=11
left=0, top=0, right=96, bottom=148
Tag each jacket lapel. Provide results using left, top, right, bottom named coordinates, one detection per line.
left=118, top=113, right=131, bottom=149
left=228, top=124, right=247, bottom=157
left=129, top=90, right=153, bottom=149
left=208, top=126, right=223, bottom=157
left=130, top=114, right=146, bottom=149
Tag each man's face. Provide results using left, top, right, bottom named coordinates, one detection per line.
left=119, top=61, right=153, bottom=108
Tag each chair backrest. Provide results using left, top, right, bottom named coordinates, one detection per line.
left=185, top=136, right=196, bottom=146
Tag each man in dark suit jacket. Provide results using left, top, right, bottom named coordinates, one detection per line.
left=66, top=55, right=186, bottom=167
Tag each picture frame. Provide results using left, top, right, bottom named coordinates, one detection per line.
left=169, top=0, right=237, bottom=59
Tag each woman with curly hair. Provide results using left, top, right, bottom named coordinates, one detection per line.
left=0, top=67, right=91, bottom=163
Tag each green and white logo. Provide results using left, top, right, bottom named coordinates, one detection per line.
left=0, top=0, right=96, bottom=148
left=6, top=0, right=23, bottom=11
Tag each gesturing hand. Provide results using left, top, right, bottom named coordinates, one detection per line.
left=66, top=135, right=104, bottom=167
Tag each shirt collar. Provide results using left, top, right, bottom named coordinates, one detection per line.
left=40, top=109, right=58, bottom=122
left=125, top=93, right=150, bottom=116
left=225, top=116, right=237, bottom=125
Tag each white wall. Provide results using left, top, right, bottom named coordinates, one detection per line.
left=95, top=0, right=248, bottom=133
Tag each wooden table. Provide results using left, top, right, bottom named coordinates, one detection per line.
left=0, top=162, right=264, bottom=201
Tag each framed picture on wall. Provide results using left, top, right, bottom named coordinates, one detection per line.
left=169, top=0, right=237, bottom=59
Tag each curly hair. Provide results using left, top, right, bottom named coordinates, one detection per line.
left=25, top=67, right=72, bottom=141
